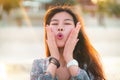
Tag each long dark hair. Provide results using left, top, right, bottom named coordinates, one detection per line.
left=44, top=6, right=106, bottom=80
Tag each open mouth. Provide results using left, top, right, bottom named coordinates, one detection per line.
left=56, top=33, right=64, bottom=40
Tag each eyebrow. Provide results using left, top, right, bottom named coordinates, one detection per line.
left=51, top=19, right=58, bottom=22
left=51, top=19, right=73, bottom=22
left=64, top=19, right=73, bottom=21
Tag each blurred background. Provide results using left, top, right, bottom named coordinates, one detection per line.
left=0, top=0, right=120, bottom=80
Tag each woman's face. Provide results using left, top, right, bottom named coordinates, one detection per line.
left=49, top=12, right=75, bottom=48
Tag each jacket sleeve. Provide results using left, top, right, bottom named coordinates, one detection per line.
left=30, top=59, right=53, bottom=80
left=71, top=68, right=90, bottom=80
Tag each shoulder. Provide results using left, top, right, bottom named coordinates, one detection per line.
left=31, top=57, right=50, bottom=72
left=30, top=57, right=53, bottom=79
left=32, top=57, right=49, bottom=64
left=32, top=57, right=50, bottom=66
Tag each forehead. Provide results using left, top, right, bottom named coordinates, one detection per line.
left=51, top=12, right=73, bottom=21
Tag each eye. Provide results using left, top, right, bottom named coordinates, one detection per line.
left=64, top=23, right=72, bottom=25
left=50, top=23, right=58, bottom=25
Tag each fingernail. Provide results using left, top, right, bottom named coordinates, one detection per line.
left=77, top=39, right=79, bottom=42
left=77, top=22, right=80, bottom=25
left=46, top=25, right=49, bottom=29
left=77, top=22, right=80, bottom=27
left=46, top=25, right=49, bottom=27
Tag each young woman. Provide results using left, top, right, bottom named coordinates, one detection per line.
left=30, top=6, right=106, bottom=80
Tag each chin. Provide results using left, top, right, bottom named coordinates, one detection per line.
left=57, top=43, right=65, bottom=48
left=56, top=41, right=65, bottom=48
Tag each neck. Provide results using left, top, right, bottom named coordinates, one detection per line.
left=58, top=48, right=66, bottom=67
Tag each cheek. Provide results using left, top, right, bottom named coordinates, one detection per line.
left=51, top=27, right=57, bottom=34
left=65, top=27, right=74, bottom=37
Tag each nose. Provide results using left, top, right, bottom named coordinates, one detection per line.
left=58, top=28, right=63, bottom=31
left=57, top=26, right=64, bottom=31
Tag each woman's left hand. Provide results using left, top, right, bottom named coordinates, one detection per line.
left=63, top=22, right=81, bottom=63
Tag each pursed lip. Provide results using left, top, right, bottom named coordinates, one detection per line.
left=56, top=33, right=64, bottom=40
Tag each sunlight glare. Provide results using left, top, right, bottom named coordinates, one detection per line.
left=0, top=63, right=7, bottom=80
left=91, top=0, right=98, bottom=4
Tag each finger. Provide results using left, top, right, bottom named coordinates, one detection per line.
left=71, top=39, right=79, bottom=50
left=46, top=25, right=51, bottom=34
left=69, top=28, right=79, bottom=40
left=46, top=27, right=50, bottom=40
left=68, top=28, right=75, bottom=39
left=75, top=22, right=81, bottom=34
left=73, top=22, right=81, bottom=38
left=76, top=39, right=79, bottom=42
left=70, top=22, right=81, bottom=35
left=46, top=27, right=52, bottom=39
left=46, top=27, right=56, bottom=43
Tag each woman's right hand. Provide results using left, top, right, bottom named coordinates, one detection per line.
left=46, top=26, right=60, bottom=60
